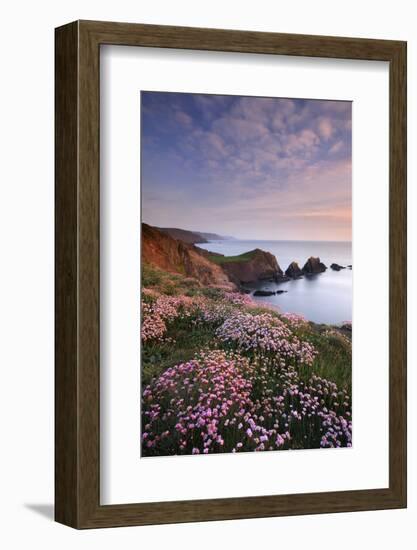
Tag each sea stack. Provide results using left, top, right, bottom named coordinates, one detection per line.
left=330, top=263, right=346, bottom=271
left=302, top=256, right=327, bottom=274
left=285, top=261, right=303, bottom=279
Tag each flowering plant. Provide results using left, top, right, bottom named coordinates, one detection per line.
left=140, top=284, right=352, bottom=456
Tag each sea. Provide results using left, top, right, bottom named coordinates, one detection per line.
left=197, top=240, right=352, bottom=325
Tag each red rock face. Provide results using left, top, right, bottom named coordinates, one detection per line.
left=220, top=249, right=283, bottom=284
left=141, top=224, right=235, bottom=289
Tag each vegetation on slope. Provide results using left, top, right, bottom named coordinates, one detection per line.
left=141, top=265, right=352, bottom=456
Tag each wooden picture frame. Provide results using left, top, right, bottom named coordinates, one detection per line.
left=55, top=20, right=407, bottom=529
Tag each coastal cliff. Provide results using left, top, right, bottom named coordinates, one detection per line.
left=142, top=224, right=235, bottom=289
left=143, top=224, right=348, bottom=294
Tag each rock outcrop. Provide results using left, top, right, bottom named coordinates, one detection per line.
left=253, top=289, right=276, bottom=297
left=330, top=263, right=346, bottom=271
left=219, top=248, right=285, bottom=285
left=302, top=256, right=327, bottom=274
left=142, top=224, right=235, bottom=289
left=252, top=289, right=288, bottom=296
left=285, top=261, right=303, bottom=279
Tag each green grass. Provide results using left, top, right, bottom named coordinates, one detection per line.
left=207, top=250, right=256, bottom=264
left=245, top=305, right=282, bottom=317
left=304, top=327, right=352, bottom=391
left=142, top=322, right=216, bottom=386
left=142, top=263, right=202, bottom=296
left=142, top=262, right=165, bottom=287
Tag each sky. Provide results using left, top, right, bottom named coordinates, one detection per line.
left=141, top=91, right=352, bottom=241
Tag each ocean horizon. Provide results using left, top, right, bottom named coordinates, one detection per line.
left=197, top=239, right=352, bottom=325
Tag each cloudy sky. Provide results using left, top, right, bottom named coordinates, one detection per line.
left=141, top=92, right=352, bottom=241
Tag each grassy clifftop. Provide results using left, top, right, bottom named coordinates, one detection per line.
left=207, top=250, right=256, bottom=264
left=141, top=263, right=352, bottom=456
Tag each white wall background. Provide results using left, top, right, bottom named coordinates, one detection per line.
left=0, top=1, right=414, bottom=547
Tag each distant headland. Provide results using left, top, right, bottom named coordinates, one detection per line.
left=156, top=226, right=234, bottom=245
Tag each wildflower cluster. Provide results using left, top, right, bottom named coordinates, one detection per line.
left=280, top=373, right=352, bottom=449
left=280, top=312, right=309, bottom=330
left=142, top=350, right=291, bottom=455
left=193, top=298, right=235, bottom=327
left=216, top=312, right=317, bottom=366
left=141, top=301, right=167, bottom=342
left=140, top=284, right=352, bottom=456
left=222, top=292, right=255, bottom=307
left=141, top=294, right=195, bottom=343
left=142, top=349, right=352, bottom=456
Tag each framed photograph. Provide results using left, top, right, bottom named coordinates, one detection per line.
left=55, top=20, right=407, bottom=528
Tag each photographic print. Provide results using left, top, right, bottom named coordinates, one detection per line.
left=141, top=91, right=352, bottom=457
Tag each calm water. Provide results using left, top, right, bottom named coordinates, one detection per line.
left=197, top=240, right=352, bottom=325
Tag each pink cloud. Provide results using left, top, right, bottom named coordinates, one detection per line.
left=329, top=140, right=344, bottom=155
left=318, top=118, right=333, bottom=140
left=190, top=129, right=228, bottom=160
left=175, top=110, right=193, bottom=126
left=212, top=116, right=269, bottom=143
left=285, top=129, right=320, bottom=156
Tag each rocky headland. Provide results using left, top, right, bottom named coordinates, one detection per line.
left=207, top=248, right=287, bottom=285
left=142, top=224, right=350, bottom=296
